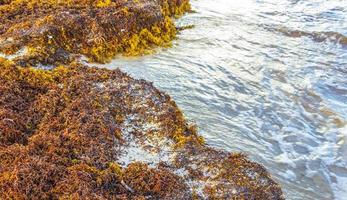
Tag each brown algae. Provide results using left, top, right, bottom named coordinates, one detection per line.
left=0, top=59, right=284, bottom=199
left=0, top=0, right=191, bottom=65
left=0, top=0, right=284, bottom=199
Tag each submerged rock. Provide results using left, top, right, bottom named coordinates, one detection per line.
left=0, top=0, right=190, bottom=65
left=268, top=26, right=347, bottom=46
left=0, top=58, right=284, bottom=199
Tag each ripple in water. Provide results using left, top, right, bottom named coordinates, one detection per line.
left=95, top=0, right=347, bottom=199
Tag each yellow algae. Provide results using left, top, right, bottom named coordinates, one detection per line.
left=96, top=0, right=112, bottom=8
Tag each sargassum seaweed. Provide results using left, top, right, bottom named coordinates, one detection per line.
left=0, top=0, right=191, bottom=65
left=0, top=0, right=284, bottom=199
left=0, top=58, right=284, bottom=199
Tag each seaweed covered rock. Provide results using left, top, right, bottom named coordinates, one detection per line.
left=0, top=58, right=284, bottom=199
left=0, top=0, right=190, bottom=65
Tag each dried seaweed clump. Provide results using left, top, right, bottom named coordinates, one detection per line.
left=0, top=58, right=284, bottom=199
left=0, top=0, right=191, bottom=65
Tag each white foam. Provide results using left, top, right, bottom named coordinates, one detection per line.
left=117, top=114, right=174, bottom=167
left=0, top=47, right=28, bottom=60
left=332, top=175, right=347, bottom=200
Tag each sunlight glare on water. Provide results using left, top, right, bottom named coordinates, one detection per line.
left=96, top=0, right=347, bottom=199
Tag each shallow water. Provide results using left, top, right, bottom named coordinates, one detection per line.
left=98, top=0, right=347, bottom=199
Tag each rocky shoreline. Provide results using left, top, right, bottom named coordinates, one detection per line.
left=0, top=0, right=284, bottom=199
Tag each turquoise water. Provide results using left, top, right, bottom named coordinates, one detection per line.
left=97, top=0, right=347, bottom=199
